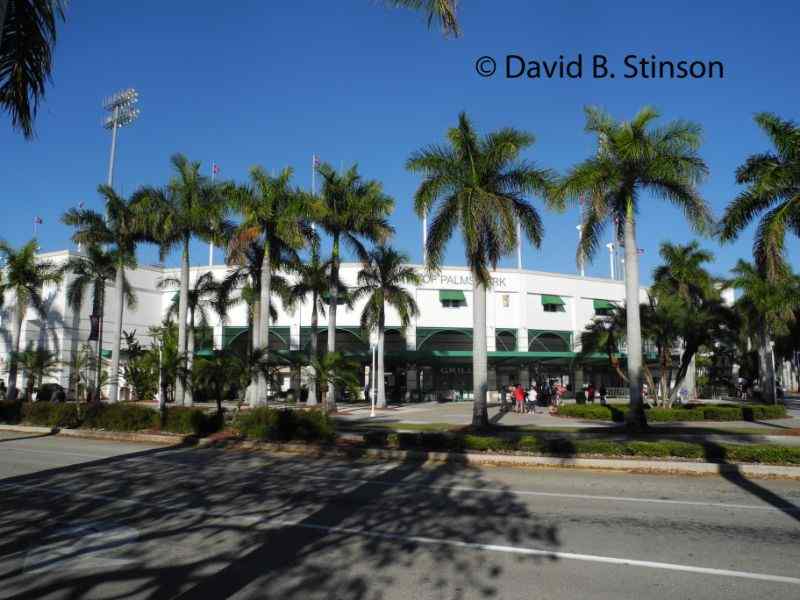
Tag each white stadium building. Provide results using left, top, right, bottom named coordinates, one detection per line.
left=3, top=248, right=770, bottom=402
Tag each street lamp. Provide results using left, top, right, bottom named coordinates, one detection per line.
left=103, top=88, right=140, bottom=188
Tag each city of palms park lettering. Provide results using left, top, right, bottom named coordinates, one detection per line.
left=418, top=272, right=506, bottom=288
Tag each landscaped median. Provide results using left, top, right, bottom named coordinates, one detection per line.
left=0, top=400, right=221, bottom=436
left=224, top=407, right=800, bottom=469
left=556, top=403, right=787, bottom=422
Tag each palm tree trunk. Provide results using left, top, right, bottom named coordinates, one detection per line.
left=471, top=277, right=489, bottom=428
left=247, top=298, right=261, bottom=407
left=377, top=311, right=386, bottom=409
left=307, top=296, right=319, bottom=406
left=0, top=1, right=7, bottom=50
left=623, top=206, right=646, bottom=428
left=95, top=282, right=106, bottom=402
left=108, top=262, right=126, bottom=403
left=185, top=314, right=195, bottom=406
left=175, top=237, right=190, bottom=405
left=7, top=300, right=24, bottom=400
left=326, top=235, right=340, bottom=413
left=258, top=241, right=272, bottom=406
left=759, top=328, right=776, bottom=404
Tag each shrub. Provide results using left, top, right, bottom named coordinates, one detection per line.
left=557, top=404, right=625, bottom=422
left=647, top=407, right=705, bottom=422
left=159, top=406, right=222, bottom=436
left=697, top=405, right=741, bottom=421
left=236, top=407, right=335, bottom=443
left=0, top=400, right=23, bottom=424
left=21, top=402, right=81, bottom=428
left=81, top=403, right=158, bottom=432
left=744, top=405, right=787, bottom=420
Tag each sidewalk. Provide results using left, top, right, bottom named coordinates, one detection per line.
left=333, top=400, right=800, bottom=446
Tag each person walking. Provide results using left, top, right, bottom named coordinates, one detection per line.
left=586, top=383, right=595, bottom=404
left=599, top=385, right=607, bottom=405
left=554, top=382, right=564, bottom=407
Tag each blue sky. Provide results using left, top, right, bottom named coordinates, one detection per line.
left=2, top=0, right=798, bottom=283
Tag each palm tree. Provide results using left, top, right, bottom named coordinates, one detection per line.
left=0, top=0, right=66, bottom=138
left=158, top=270, right=219, bottom=405
left=192, top=350, right=246, bottom=415
left=578, top=304, right=629, bottom=385
left=14, top=345, right=59, bottom=400
left=352, top=246, right=420, bottom=408
left=63, top=244, right=135, bottom=400
left=729, top=260, right=800, bottom=403
left=558, top=106, right=711, bottom=428
left=285, top=246, right=350, bottom=406
left=719, top=113, right=800, bottom=281
left=311, top=351, right=362, bottom=404
left=0, top=238, right=62, bottom=399
left=62, top=185, right=152, bottom=403
left=226, top=166, right=315, bottom=405
left=407, top=112, right=554, bottom=428
left=134, top=154, right=229, bottom=405
left=316, top=163, right=394, bottom=412
left=384, top=0, right=460, bottom=37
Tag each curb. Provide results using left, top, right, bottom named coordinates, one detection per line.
left=212, top=440, right=800, bottom=480
left=0, top=424, right=188, bottom=445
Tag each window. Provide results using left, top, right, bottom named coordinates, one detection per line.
left=593, top=299, right=616, bottom=316
left=543, top=303, right=565, bottom=313
left=439, top=289, right=466, bottom=308
left=501, top=294, right=510, bottom=308
left=541, top=294, right=565, bottom=313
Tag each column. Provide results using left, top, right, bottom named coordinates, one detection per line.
left=405, top=326, right=418, bottom=402
left=517, top=271, right=528, bottom=353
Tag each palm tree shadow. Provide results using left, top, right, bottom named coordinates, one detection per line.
left=0, top=444, right=562, bottom=599
left=700, top=442, right=800, bottom=523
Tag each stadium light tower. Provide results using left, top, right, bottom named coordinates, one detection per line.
left=103, top=88, right=140, bottom=188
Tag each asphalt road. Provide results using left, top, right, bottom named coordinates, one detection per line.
left=0, top=431, right=799, bottom=599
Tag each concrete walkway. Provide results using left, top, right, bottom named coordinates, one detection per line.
left=333, top=399, right=800, bottom=446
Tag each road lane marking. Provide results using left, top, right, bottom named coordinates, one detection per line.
left=2, top=480, right=798, bottom=586
left=268, top=520, right=800, bottom=586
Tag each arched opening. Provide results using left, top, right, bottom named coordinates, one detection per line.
left=495, top=330, right=517, bottom=351
left=418, top=330, right=472, bottom=352
left=384, top=329, right=406, bottom=353
left=529, top=333, right=569, bottom=353
left=316, top=328, right=369, bottom=355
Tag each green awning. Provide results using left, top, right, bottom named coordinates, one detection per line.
left=593, top=299, right=616, bottom=310
left=541, top=294, right=565, bottom=306
left=194, top=348, right=215, bottom=358
left=101, top=350, right=112, bottom=358
left=439, top=289, right=466, bottom=302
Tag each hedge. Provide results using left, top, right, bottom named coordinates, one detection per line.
left=359, top=431, right=800, bottom=465
left=556, top=403, right=787, bottom=422
left=0, top=400, right=23, bottom=424
left=0, top=401, right=220, bottom=436
left=236, top=407, right=335, bottom=443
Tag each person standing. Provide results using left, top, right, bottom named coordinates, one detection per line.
left=599, top=385, right=607, bottom=405
left=514, top=383, right=525, bottom=413
left=527, top=383, right=538, bottom=414
left=586, top=383, right=595, bottom=404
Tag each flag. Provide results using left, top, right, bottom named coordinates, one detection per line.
left=212, top=163, right=220, bottom=175
left=78, top=201, right=85, bottom=209
left=33, top=216, right=43, bottom=225
left=312, top=154, right=320, bottom=168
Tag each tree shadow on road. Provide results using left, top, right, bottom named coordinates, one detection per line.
left=698, top=442, right=800, bottom=524
left=0, top=443, right=562, bottom=599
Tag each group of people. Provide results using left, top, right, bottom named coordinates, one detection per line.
left=503, top=380, right=567, bottom=414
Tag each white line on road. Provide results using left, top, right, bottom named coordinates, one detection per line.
left=270, top=520, right=800, bottom=586
left=226, top=468, right=800, bottom=514
left=2, top=479, right=798, bottom=586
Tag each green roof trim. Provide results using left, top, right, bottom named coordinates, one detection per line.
left=439, top=289, right=466, bottom=302
left=593, top=299, right=616, bottom=310
left=541, top=294, right=565, bottom=306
